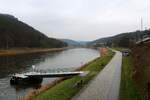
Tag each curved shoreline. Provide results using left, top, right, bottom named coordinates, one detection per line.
left=21, top=48, right=114, bottom=100
left=20, top=56, right=100, bottom=100
left=0, top=47, right=68, bottom=56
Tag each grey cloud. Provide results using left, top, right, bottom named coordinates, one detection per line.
left=0, top=0, right=150, bottom=40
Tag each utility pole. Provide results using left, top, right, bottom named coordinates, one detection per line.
left=141, top=18, right=143, bottom=31
left=140, top=17, right=143, bottom=40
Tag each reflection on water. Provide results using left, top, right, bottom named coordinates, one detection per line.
left=11, top=84, right=42, bottom=92
left=0, top=48, right=99, bottom=100
left=0, top=52, right=62, bottom=78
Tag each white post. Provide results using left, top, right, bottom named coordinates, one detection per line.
left=32, top=65, right=35, bottom=72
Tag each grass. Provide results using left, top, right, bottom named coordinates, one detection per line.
left=32, top=50, right=114, bottom=100
left=119, top=56, right=140, bottom=100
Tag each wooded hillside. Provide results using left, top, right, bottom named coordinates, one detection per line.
left=90, top=30, right=150, bottom=47
left=0, top=14, right=67, bottom=48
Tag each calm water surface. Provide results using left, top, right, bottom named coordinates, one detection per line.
left=0, top=48, right=100, bottom=100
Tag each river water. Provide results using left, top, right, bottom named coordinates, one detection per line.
left=0, top=48, right=100, bottom=100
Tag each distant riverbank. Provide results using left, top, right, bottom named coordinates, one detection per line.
left=0, top=48, right=68, bottom=56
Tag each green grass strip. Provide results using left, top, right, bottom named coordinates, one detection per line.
left=119, top=56, right=140, bottom=100
left=32, top=50, right=114, bottom=100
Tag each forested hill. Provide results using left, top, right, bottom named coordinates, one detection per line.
left=90, top=30, right=150, bottom=47
left=0, top=14, right=67, bottom=48
left=60, top=39, right=81, bottom=46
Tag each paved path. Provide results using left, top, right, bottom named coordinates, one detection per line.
left=72, top=51, right=122, bottom=100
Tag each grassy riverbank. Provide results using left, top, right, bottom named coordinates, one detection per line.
left=31, top=49, right=114, bottom=100
left=0, top=48, right=67, bottom=56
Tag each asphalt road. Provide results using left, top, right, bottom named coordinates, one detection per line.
left=72, top=51, right=122, bottom=100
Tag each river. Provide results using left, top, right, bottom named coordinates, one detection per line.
left=0, top=48, right=100, bottom=100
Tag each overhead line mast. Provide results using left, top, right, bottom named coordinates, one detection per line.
left=141, top=17, right=143, bottom=31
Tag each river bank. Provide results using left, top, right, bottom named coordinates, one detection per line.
left=21, top=48, right=114, bottom=100
left=0, top=48, right=68, bottom=56
left=0, top=48, right=100, bottom=100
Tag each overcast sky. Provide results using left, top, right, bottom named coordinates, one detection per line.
left=0, top=0, right=150, bottom=41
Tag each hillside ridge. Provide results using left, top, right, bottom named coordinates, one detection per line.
left=0, top=14, right=67, bottom=48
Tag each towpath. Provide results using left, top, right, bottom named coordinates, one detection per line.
left=72, top=50, right=122, bottom=100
